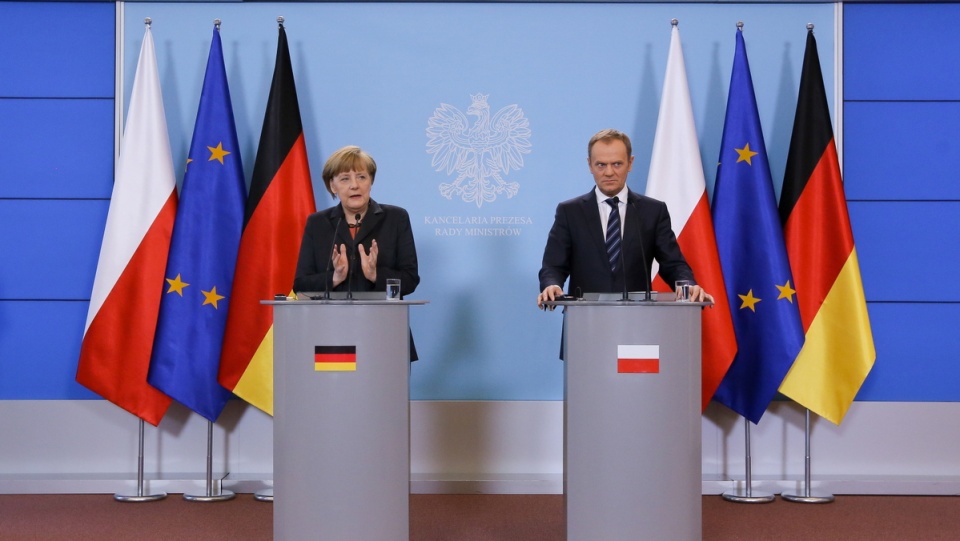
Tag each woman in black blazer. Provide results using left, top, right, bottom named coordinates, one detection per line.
left=294, top=146, right=419, bottom=298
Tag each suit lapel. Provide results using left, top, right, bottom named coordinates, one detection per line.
left=578, top=190, right=607, bottom=260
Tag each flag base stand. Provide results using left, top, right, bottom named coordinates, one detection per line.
left=183, top=420, right=236, bottom=503
left=183, top=489, right=236, bottom=502
left=722, top=418, right=774, bottom=503
left=721, top=487, right=775, bottom=504
left=781, top=408, right=835, bottom=504
left=114, top=419, right=168, bottom=503
left=254, top=489, right=273, bottom=502
left=114, top=493, right=167, bottom=502
left=781, top=491, right=834, bottom=504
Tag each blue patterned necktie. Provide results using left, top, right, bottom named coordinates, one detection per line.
left=605, top=197, right=621, bottom=273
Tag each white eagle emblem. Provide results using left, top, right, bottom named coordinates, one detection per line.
left=426, top=93, right=531, bottom=207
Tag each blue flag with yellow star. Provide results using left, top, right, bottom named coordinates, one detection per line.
left=711, top=28, right=804, bottom=424
left=148, top=26, right=246, bottom=422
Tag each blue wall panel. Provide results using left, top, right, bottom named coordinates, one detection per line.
left=844, top=3, right=960, bottom=404
left=849, top=201, right=960, bottom=303
left=0, top=2, right=114, bottom=98
left=0, top=1, right=116, bottom=401
left=844, top=102, right=960, bottom=201
left=845, top=3, right=960, bottom=101
left=857, top=303, right=960, bottom=402
left=0, top=200, right=107, bottom=300
left=0, top=99, right=114, bottom=199
left=0, top=300, right=96, bottom=399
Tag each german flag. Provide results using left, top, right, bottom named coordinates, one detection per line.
left=315, top=346, right=357, bottom=372
left=777, top=27, right=875, bottom=425
left=218, top=22, right=316, bottom=415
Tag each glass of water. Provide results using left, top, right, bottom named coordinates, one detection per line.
left=386, top=278, right=401, bottom=301
left=675, top=280, right=692, bottom=302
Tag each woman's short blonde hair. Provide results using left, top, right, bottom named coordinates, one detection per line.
left=321, top=146, right=377, bottom=195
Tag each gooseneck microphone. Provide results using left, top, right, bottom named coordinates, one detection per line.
left=619, top=246, right=629, bottom=301
left=346, top=213, right=361, bottom=300
left=629, top=200, right=653, bottom=301
left=323, top=214, right=343, bottom=300
left=617, top=204, right=629, bottom=302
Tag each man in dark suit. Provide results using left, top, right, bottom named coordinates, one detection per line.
left=537, top=129, right=712, bottom=308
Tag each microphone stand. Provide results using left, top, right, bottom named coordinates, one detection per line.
left=629, top=200, right=652, bottom=301
left=608, top=196, right=628, bottom=302
left=323, top=215, right=342, bottom=300
left=640, top=241, right=652, bottom=301
left=618, top=224, right=628, bottom=302
left=346, top=213, right=361, bottom=300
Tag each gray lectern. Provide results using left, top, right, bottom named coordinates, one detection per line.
left=267, top=299, right=426, bottom=541
left=551, top=299, right=703, bottom=541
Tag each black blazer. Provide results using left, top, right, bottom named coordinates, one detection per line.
left=539, top=188, right=694, bottom=295
left=293, top=199, right=420, bottom=296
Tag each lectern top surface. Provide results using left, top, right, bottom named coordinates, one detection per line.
left=261, top=299, right=429, bottom=305
left=541, top=299, right=708, bottom=307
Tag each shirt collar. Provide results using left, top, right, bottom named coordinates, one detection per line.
left=594, top=186, right=629, bottom=206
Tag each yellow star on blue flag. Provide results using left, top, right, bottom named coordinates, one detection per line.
left=149, top=25, right=246, bottom=423
left=735, top=143, right=759, bottom=165
left=207, top=142, right=231, bottom=164
left=710, top=27, right=804, bottom=424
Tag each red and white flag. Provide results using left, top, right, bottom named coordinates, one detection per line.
left=645, top=24, right=737, bottom=410
left=76, top=26, right=175, bottom=426
left=617, top=345, right=660, bottom=374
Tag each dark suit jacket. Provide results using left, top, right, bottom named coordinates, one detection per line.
left=539, top=188, right=694, bottom=295
left=294, top=199, right=420, bottom=296
left=294, top=199, right=421, bottom=360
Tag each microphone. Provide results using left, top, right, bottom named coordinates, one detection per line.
left=323, top=214, right=343, bottom=300
left=346, top=213, right=361, bottom=300
left=615, top=197, right=628, bottom=302
left=629, top=200, right=652, bottom=301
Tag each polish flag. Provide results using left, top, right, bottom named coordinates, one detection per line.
left=645, top=24, right=737, bottom=410
left=617, top=345, right=660, bottom=374
left=75, top=26, right=175, bottom=426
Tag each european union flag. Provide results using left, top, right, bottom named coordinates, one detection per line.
left=711, top=28, right=804, bottom=424
left=148, top=26, right=246, bottom=422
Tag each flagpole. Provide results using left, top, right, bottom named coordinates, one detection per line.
left=183, top=420, right=235, bottom=502
left=781, top=408, right=835, bottom=503
left=722, top=417, right=774, bottom=503
left=114, top=419, right=167, bottom=502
